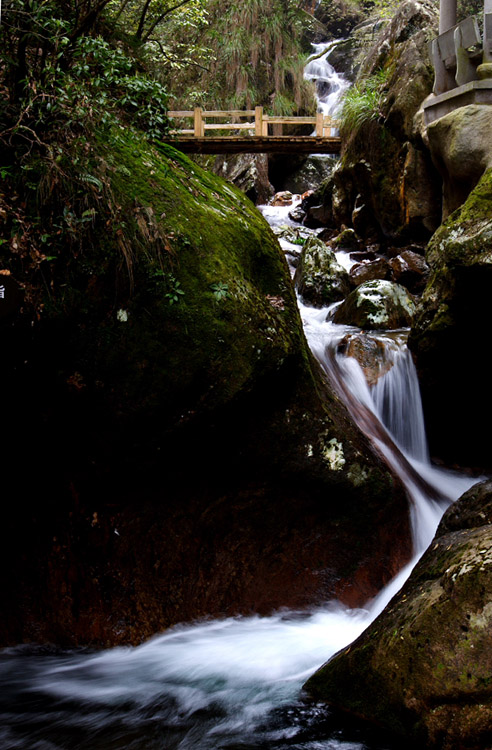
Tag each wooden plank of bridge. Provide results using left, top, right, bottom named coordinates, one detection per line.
left=162, top=136, right=341, bottom=155
left=194, top=107, right=204, bottom=137
left=255, top=106, right=263, bottom=136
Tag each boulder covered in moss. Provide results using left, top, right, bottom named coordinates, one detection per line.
left=409, top=167, right=492, bottom=468
left=294, top=236, right=350, bottom=306
left=304, top=478, right=492, bottom=750
left=334, top=279, right=415, bottom=329
left=0, top=128, right=411, bottom=647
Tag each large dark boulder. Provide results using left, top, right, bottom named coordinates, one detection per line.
left=304, top=478, right=492, bottom=750
left=0, top=129, right=411, bottom=647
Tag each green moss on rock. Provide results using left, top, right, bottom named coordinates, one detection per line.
left=294, top=236, right=350, bottom=307
left=334, top=279, right=415, bottom=329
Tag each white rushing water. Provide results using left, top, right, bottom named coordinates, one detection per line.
left=0, top=53, right=479, bottom=750
left=304, top=42, right=350, bottom=120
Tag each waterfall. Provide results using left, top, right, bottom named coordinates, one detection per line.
left=304, top=42, right=350, bottom=119
left=0, top=55, right=479, bottom=750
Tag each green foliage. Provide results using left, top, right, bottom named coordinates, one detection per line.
left=167, top=0, right=314, bottom=114
left=210, top=282, right=230, bottom=301
left=339, top=68, right=390, bottom=137
left=457, top=0, right=483, bottom=22
left=0, top=0, right=170, bottom=155
left=362, top=0, right=400, bottom=19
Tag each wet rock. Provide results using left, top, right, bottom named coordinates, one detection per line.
left=349, top=257, right=392, bottom=287
left=213, top=153, right=274, bottom=205
left=334, top=280, right=415, bottom=329
left=270, top=190, right=294, bottom=206
left=304, top=478, right=492, bottom=750
left=389, top=249, right=429, bottom=293
left=337, top=333, right=394, bottom=385
left=331, top=227, right=359, bottom=252
left=277, top=155, right=338, bottom=195
left=273, top=224, right=315, bottom=243
left=303, top=202, right=333, bottom=229
left=294, top=236, right=350, bottom=307
left=288, top=206, right=306, bottom=223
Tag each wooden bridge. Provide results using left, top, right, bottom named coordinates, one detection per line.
left=162, top=107, right=341, bottom=154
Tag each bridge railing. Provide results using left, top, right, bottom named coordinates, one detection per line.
left=167, top=107, right=339, bottom=137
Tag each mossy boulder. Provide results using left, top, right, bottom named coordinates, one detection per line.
left=409, top=167, right=492, bottom=468
left=294, top=236, right=350, bottom=307
left=304, top=478, right=492, bottom=750
left=332, top=227, right=360, bottom=252
left=334, top=280, right=416, bottom=329
left=0, top=127, right=411, bottom=647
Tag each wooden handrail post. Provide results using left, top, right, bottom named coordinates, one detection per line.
left=194, top=107, right=204, bottom=137
left=316, top=110, right=324, bottom=137
left=255, top=106, right=263, bottom=136
left=262, top=116, right=269, bottom=136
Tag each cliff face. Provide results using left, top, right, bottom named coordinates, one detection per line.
left=409, top=163, right=492, bottom=468
left=0, top=128, right=410, bottom=647
left=310, top=1, right=441, bottom=242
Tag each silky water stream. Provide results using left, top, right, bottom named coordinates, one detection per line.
left=0, top=199, right=478, bottom=750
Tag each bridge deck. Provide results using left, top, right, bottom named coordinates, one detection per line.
left=162, top=135, right=341, bottom=155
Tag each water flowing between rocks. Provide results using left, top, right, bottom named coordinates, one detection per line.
left=0, top=44, right=478, bottom=750
left=0, top=198, right=478, bottom=750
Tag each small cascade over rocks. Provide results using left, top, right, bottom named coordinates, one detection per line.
left=304, top=42, right=350, bottom=119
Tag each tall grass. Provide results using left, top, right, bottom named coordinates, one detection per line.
left=339, top=69, right=390, bottom=138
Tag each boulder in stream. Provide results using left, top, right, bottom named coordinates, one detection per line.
left=334, top=279, right=416, bottom=329
left=349, top=257, right=392, bottom=287
left=304, top=478, right=492, bottom=750
left=337, top=333, right=395, bottom=386
left=294, top=236, right=350, bottom=307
